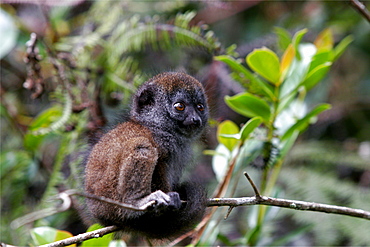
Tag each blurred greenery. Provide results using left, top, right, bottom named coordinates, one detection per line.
left=1, top=1, right=369, bottom=246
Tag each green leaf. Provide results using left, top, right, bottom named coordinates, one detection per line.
left=292, top=29, right=308, bottom=60
left=332, top=35, right=354, bottom=61
left=225, top=93, right=271, bottom=122
left=217, top=120, right=239, bottom=151
left=302, top=62, right=331, bottom=91
left=215, top=55, right=275, bottom=100
left=240, top=117, right=262, bottom=141
left=23, top=105, right=65, bottom=151
left=81, top=224, right=114, bottom=247
left=246, top=47, right=281, bottom=85
left=24, top=133, right=45, bottom=152
left=220, top=117, right=262, bottom=142
left=28, top=105, right=63, bottom=132
left=31, top=227, right=57, bottom=245
left=215, top=55, right=255, bottom=80
left=281, top=104, right=331, bottom=140
left=308, top=50, right=331, bottom=73
left=274, top=27, right=292, bottom=51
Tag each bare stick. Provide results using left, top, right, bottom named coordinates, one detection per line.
left=11, top=192, right=73, bottom=229
left=7, top=193, right=369, bottom=247
left=38, top=225, right=119, bottom=247
left=350, top=0, right=370, bottom=22
left=243, top=172, right=261, bottom=198
left=207, top=196, right=370, bottom=220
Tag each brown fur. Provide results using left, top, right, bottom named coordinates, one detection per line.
left=84, top=72, right=208, bottom=239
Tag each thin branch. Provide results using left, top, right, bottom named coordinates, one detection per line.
left=39, top=225, right=120, bottom=247
left=8, top=189, right=369, bottom=247
left=350, top=0, right=370, bottom=22
left=24, top=33, right=44, bottom=98
left=10, top=191, right=73, bottom=229
left=207, top=196, right=370, bottom=220
left=243, top=172, right=261, bottom=198
left=224, top=206, right=235, bottom=220
left=26, top=195, right=370, bottom=247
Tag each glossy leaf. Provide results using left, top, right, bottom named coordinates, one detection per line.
left=23, top=105, right=63, bottom=151
left=280, top=44, right=295, bottom=83
left=281, top=103, right=331, bottom=140
left=31, top=227, right=57, bottom=245
left=246, top=47, right=281, bottom=85
left=225, top=93, right=271, bottom=122
left=217, top=120, right=239, bottom=151
left=215, top=55, right=256, bottom=81
left=240, top=117, right=262, bottom=141
left=292, top=29, right=308, bottom=60
left=302, top=62, right=331, bottom=91
left=308, top=50, right=331, bottom=73
left=332, top=35, right=354, bottom=61
left=314, top=28, right=333, bottom=51
left=274, top=27, right=292, bottom=51
left=215, top=55, right=275, bottom=100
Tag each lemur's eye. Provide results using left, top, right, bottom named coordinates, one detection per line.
left=197, top=103, right=204, bottom=112
left=174, top=102, right=185, bottom=111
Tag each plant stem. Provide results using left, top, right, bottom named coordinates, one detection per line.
left=254, top=85, right=281, bottom=245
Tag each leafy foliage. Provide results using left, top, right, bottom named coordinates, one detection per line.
left=1, top=1, right=369, bottom=246
left=207, top=28, right=358, bottom=246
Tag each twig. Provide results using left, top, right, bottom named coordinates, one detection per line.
left=10, top=192, right=73, bottom=229
left=207, top=196, right=370, bottom=220
left=224, top=206, right=235, bottom=220
left=243, top=172, right=261, bottom=198
left=24, top=33, right=44, bottom=98
left=8, top=188, right=369, bottom=247
left=38, top=225, right=119, bottom=247
left=350, top=0, right=370, bottom=22
left=28, top=195, right=370, bottom=247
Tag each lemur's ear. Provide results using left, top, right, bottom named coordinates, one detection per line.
left=134, top=84, right=155, bottom=113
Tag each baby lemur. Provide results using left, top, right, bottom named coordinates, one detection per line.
left=84, top=72, right=208, bottom=239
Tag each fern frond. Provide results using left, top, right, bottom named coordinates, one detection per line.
left=279, top=167, right=370, bottom=245
left=110, top=11, right=221, bottom=55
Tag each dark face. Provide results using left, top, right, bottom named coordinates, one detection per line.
left=167, top=88, right=208, bottom=137
left=131, top=72, right=208, bottom=138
